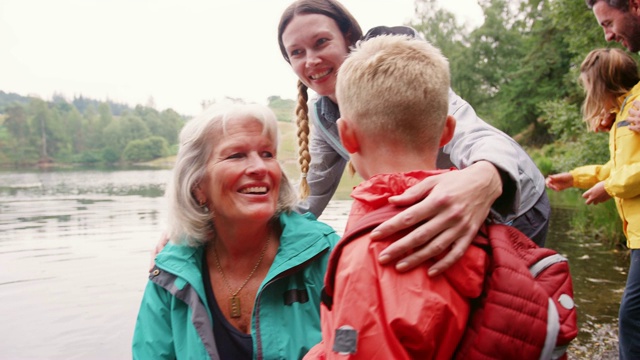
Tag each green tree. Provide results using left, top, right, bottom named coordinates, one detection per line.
left=2, top=104, right=38, bottom=164
left=136, top=105, right=163, bottom=137
left=66, top=106, right=85, bottom=154
left=122, top=136, right=169, bottom=162
left=158, top=109, right=184, bottom=145
left=102, top=147, right=121, bottom=163
left=86, top=102, right=113, bottom=149
left=550, top=0, right=609, bottom=57
left=29, top=99, right=54, bottom=162
left=43, top=99, right=86, bottom=161
left=103, top=113, right=151, bottom=159
left=411, top=0, right=477, bottom=102
left=413, top=0, right=578, bottom=141
left=492, top=0, right=572, bottom=141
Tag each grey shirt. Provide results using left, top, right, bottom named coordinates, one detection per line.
left=296, top=88, right=545, bottom=225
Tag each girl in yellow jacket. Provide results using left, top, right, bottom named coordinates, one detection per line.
left=546, top=48, right=640, bottom=360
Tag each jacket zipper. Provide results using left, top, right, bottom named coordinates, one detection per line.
left=253, top=249, right=329, bottom=360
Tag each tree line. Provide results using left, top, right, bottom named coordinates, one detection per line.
left=0, top=92, right=185, bottom=166
left=0, top=92, right=296, bottom=167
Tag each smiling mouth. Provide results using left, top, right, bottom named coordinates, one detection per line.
left=240, top=186, right=268, bottom=195
left=309, top=69, right=331, bottom=80
left=615, top=36, right=626, bottom=46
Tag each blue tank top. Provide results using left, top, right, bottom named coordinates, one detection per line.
left=202, top=253, right=253, bottom=359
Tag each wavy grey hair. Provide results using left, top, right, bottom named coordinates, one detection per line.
left=166, top=103, right=298, bottom=246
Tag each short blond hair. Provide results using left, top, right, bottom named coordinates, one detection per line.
left=336, top=35, right=450, bottom=149
left=166, top=103, right=298, bottom=246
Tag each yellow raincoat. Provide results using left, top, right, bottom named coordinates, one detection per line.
left=571, top=82, right=640, bottom=249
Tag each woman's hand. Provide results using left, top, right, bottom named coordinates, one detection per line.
left=582, top=181, right=611, bottom=205
left=370, top=161, right=502, bottom=276
left=597, top=101, right=640, bottom=132
left=149, top=232, right=170, bottom=271
left=629, top=100, right=640, bottom=133
left=545, top=173, right=574, bottom=192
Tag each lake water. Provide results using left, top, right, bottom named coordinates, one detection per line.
left=0, top=168, right=628, bottom=359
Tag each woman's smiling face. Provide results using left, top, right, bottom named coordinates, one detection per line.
left=194, top=116, right=281, bottom=225
left=281, top=13, right=350, bottom=102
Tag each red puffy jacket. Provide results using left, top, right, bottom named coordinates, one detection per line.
left=305, top=171, right=487, bottom=360
left=305, top=171, right=578, bottom=359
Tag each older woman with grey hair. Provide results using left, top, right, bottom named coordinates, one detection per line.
left=132, top=103, right=339, bottom=360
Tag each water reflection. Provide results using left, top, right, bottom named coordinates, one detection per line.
left=546, top=206, right=626, bottom=358
left=0, top=168, right=629, bottom=359
left=0, top=168, right=170, bottom=359
left=546, top=207, right=627, bottom=321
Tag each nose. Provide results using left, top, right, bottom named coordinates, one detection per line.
left=306, top=49, right=322, bottom=67
left=246, top=153, right=267, bottom=176
left=604, top=27, right=615, bottom=42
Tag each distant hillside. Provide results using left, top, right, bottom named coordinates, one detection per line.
left=0, top=90, right=296, bottom=167
left=0, top=91, right=185, bottom=166
left=0, top=90, right=133, bottom=116
left=1, top=90, right=296, bottom=121
left=268, top=96, right=295, bottom=123
left=0, top=91, right=32, bottom=111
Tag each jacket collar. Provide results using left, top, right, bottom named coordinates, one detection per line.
left=617, top=81, right=640, bottom=115
left=155, top=211, right=335, bottom=291
left=351, top=170, right=449, bottom=209
left=264, top=211, right=334, bottom=282
left=316, top=96, right=340, bottom=125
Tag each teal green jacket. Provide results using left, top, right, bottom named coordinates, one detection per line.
left=132, top=211, right=339, bottom=360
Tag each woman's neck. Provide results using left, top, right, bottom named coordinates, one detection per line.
left=212, top=220, right=275, bottom=260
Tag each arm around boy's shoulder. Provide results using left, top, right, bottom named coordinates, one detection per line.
left=443, top=89, right=545, bottom=222
left=320, top=203, right=488, bottom=359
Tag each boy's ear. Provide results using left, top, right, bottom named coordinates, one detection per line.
left=438, top=115, right=456, bottom=147
left=337, top=117, right=360, bottom=154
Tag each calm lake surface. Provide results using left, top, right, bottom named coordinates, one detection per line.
left=0, top=168, right=628, bottom=359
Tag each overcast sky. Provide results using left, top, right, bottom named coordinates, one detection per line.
left=1, top=0, right=483, bottom=116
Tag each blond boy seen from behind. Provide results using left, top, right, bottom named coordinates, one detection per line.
left=304, top=35, right=487, bottom=359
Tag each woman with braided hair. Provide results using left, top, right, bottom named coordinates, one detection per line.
left=278, top=0, right=550, bottom=275
left=150, top=0, right=550, bottom=278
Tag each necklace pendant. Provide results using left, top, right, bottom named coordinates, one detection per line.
left=230, top=295, right=241, bottom=318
